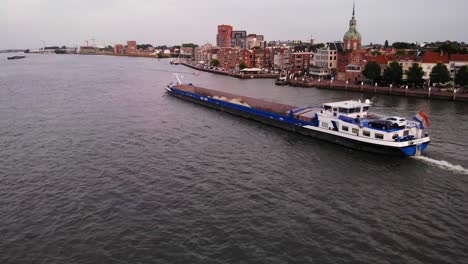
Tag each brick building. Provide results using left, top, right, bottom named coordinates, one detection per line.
left=290, top=52, right=313, bottom=73
left=253, top=48, right=273, bottom=69
left=238, top=49, right=254, bottom=68
left=114, top=44, right=124, bottom=55
left=217, top=25, right=233, bottom=48
left=218, top=48, right=239, bottom=69
left=127, top=41, right=137, bottom=53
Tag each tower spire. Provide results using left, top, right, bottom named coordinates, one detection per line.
left=352, top=1, right=355, bottom=18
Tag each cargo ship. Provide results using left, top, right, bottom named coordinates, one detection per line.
left=165, top=78, right=430, bottom=156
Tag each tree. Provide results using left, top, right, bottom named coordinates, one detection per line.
left=182, top=43, right=199, bottom=49
left=455, top=65, right=468, bottom=86
left=395, top=50, right=407, bottom=56
left=406, top=63, right=424, bottom=87
left=383, top=61, right=403, bottom=84
left=362, top=61, right=381, bottom=83
left=392, top=42, right=417, bottom=49
left=137, top=44, right=153, bottom=50
left=438, top=41, right=461, bottom=55
left=211, top=59, right=220, bottom=67
left=430, top=63, right=451, bottom=84
left=239, top=62, right=248, bottom=70
left=384, top=40, right=389, bottom=48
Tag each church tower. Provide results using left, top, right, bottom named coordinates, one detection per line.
left=343, top=2, right=362, bottom=51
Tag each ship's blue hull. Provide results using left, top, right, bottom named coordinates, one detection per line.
left=167, top=86, right=429, bottom=156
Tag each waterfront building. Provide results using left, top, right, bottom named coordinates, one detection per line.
left=364, top=54, right=393, bottom=76
left=181, top=47, right=194, bottom=58
left=290, top=51, right=313, bottom=73
left=210, top=47, right=220, bottom=62
left=272, top=47, right=291, bottom=71
left=253, top=48, right=273, bottom=70
left=78, top=46, right=97, bottom=55
left=218, top=47, right=239, bottom=69
left=396, top=56, right=417, bottom=80
left=114, top=44, right=124, bottom=55
left=421, top=51, right=450, bottom=80
left=313, top=42, right=344, bottom=69
left=127, top=41, right=137, bottom=53
left=231, top=30, right=247, bottom=48
left=449, top=54, right=468, bottom=78
left=337, top=49, right=367, bottom=81
left=238, top=49, right=254, bottom=68
left=194, top=43, right=213, bottom=63
left=217, top=24, right=233, bottom=48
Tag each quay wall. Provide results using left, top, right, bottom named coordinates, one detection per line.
left=288, top=80, right=468, bottom=102
left=181, top=62, right=279, bottom=79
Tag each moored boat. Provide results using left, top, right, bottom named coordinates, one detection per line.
left=275, top=76, right=288, bottom=86
left=7, top=55, right=26, bottom=60
left=165, top=79, right=430, bottom=156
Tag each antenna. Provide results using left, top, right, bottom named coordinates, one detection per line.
left=310, top=33, right=317, bottom=45
left=172, top=73, right=183, bottom=84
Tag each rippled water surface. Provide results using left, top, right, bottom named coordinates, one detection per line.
left=1, top=54, right=468, bottom=264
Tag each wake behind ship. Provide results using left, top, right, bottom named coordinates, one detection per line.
left=165, top=81, right=430, bottom=156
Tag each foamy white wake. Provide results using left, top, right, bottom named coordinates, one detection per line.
left=413, top=156, right=468, bottom=175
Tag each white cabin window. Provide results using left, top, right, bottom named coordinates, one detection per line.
left=322, top=122, right=328, bottom=128
left=342, top=126, right=349, bottom=132
left=363, top=131, right=371, bottom=137
left=375, top=133, right=384, bottom=139
left=352, top=128, right=359, bottom=135
left=403, top=130, right=409, bottom=136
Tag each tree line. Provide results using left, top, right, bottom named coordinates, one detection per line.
left=362, top=61, right=468, bottom=87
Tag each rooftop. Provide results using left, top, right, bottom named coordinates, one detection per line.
left=323, top=100, right=371, bottom=109
left=450, top=54, right=468, bottom=62
left=422, top=51, right=450, bottom=64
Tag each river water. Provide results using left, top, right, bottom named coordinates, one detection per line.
left=1, top=54, right=467, bottom=263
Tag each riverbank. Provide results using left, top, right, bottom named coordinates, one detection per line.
left=181, top=62, right=279, bottom=79
left=288, top=79, right=468, bottom=102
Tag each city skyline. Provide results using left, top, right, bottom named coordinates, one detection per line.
left=1, top=0, right=468, bottom=49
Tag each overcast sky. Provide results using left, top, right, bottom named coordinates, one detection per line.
left=1, top=0, right=467, bottom=49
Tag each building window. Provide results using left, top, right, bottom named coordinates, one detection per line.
left=330, top=63, right=332, bottom=67
left=342, top=126, right=349, bottom=132
left=363, top=130, right=371, bottom=137
left=375, top=133, right=384, bottom=139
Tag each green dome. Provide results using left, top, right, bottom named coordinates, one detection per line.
left=344, top=28, right=361, bottom=41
